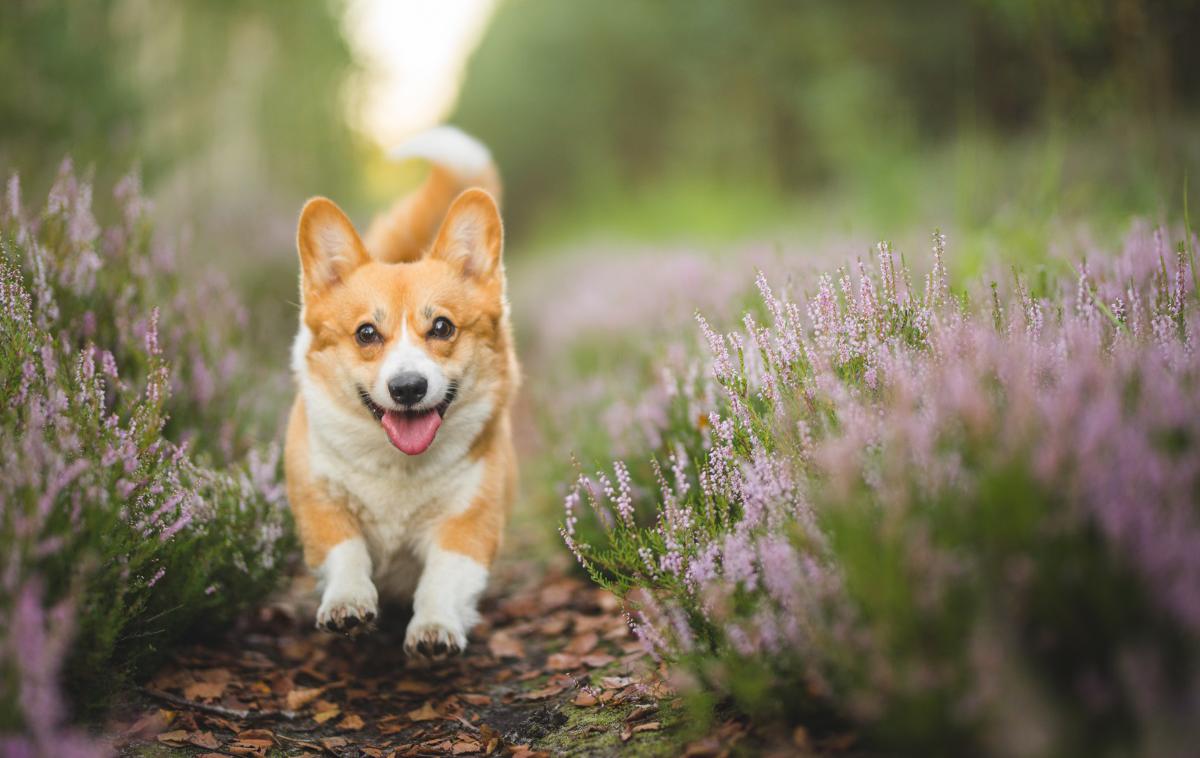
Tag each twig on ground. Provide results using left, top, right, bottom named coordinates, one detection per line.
left=138, top=687, right=303, bottom=722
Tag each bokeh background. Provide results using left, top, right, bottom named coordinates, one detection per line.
left=5, top=0, right=1200, bottom=265
left=5, top=0, right=1200, bottom=583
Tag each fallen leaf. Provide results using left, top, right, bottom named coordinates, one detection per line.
left=225, top=738, right=272, bottom=757
left=452, top=738, right=482, bottom=754
left=581, top=653, right=616, bottom=668
left=546, top=653, right=581, bottom=671
left=626, top=704, right=657, bottom=723
left=632, top=721, right=661, bottom=734
left=187, top=731, right=221, bottom=749
left=487, top=630, right=525, bottom=660
left=321, top=736, right=349, bottom=749
left=183, top=681, right=226, bottom=701
left=156, top=730, right=189, bottom=746
left=600, top=676, right=633, bottom=690
left=538, top=615, right=570, bottom=635
left=120, top=710, right=172, bottom=741
left=519, top=684, right=566, bottom=701
left=285, top=686, right=324, bottom=710
left=572, top=691, right=598, bottom=707
left=338, top=713, right=365, bottom=731
left=313, top=707, right=341, bottom=724
left=396, top=679, right=436, bottom=694
left=408, top=701, right=442, bottom=721
left=460, top=693, right=491, bottom=706
left=564, top=632, right=598, bottom=656
left=236, top=728, right=274, bottom=741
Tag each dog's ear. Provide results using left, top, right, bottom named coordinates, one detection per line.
left=297, top=197, right=370, bottom=300
left=428, top=189, right=503, bottom=282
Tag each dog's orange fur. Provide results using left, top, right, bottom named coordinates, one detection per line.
left=286, top=172, right=517, bottom=580
left=364, top=164, right=501, bottom=265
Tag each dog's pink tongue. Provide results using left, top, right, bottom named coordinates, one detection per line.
left=380, top=409, right=443, bottom=455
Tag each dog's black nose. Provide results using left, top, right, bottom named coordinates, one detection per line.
left=387, top=372, right=428, bottom=406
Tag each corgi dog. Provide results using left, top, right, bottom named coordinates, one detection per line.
left=285, top=127, right=518, bottom=660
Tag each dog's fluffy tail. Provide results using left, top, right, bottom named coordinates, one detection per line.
left=364, top=126, right=501, bottom=264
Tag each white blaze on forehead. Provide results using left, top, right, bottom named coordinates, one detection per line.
left=374, top=320, right=450, bottom=409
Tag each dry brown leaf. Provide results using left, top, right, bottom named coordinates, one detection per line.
left=321, top=736, right=349, bottom=749
left=196, top=667, right=233, bottom=684
left=460, top=693, right=492, bottom=706
left=312, top=707, right=341, bottom=724
left=285, top=686, right=324, bottom=710
left=572, top=691, right=598, bottom=707
left=626, top=704, right=657, bottom=722
left=581, top=653, right=616, bottom=668
left=518, top=684, right=566, bottom=701
left=452, top=737, right=482, bottom=754
left=396, top=679, right=436, bottom=694
left=538, top=615, right=570, bottom=635
left=546, top=653, right=581, bottom=671
left=225, top=738, right=272, bottom=757
left=121, top=710, right=172, bottom=741
left=187, top=731, right=221, bottom=750
left=487, top=630, right=525, bottom=660
left=338, top=713, right=366, bottom=731
left=632, top=721, right=661, bottom=734
left=408, top=701, right=442, bottom=721
left=156, top=730, right=189, bottom=746
left=564, top=632, right=599, bottom=656
left=182, top=681, right=226, bottom=701
left=599, top=676, right=633, bottom=690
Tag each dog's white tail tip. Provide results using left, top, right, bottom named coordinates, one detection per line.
left=387, top=125, right=493, bottom=181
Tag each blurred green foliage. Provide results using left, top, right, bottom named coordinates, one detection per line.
left=455, top=0, right=1200, bottom=241
left=0, top=0, right=363, bottom=210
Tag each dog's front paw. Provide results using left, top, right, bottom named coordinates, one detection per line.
left=316, top=578, right=378, bottom=634
left=404, top=615, right=467, bottom=662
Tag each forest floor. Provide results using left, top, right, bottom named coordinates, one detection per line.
left=103, top=553, right=765, bottom=757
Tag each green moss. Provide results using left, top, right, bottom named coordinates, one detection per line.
left=533, top=699, right=690, bottom=757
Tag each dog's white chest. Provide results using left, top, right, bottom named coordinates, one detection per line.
left=305, top=411, right=485, bottom=596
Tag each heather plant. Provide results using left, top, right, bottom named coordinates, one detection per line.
left=0, top=164, right=291, bottom=744
left=561, top=227, right=1200, bottom=755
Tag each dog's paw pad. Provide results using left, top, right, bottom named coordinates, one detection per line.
left=316, top=585, right=378, bottom=636
left=404, top=619, right=466, bottom=662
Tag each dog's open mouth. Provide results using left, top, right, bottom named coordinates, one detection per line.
left=358, top=383, right=457, bottom=456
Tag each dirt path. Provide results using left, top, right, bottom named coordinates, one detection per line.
left=106, top=556, right=719, bottom=757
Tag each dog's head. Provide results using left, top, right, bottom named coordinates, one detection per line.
left=295, top=189, right=509, bottom=455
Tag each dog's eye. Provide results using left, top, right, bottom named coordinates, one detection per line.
left=429, top=317, right=455, bottom=340
left=355, top=323, right=381, bottom=345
